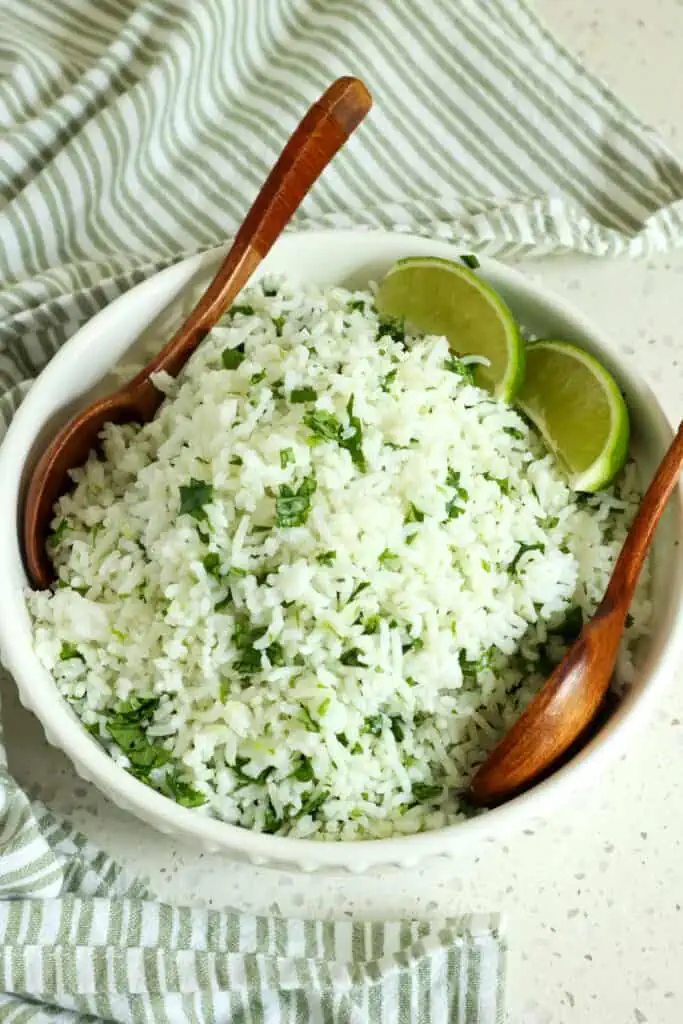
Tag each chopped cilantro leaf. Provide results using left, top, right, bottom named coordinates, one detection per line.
left=164, top=769, right=206, bottom=807
left=292, top=756, right=315, bottom=783
left=202, top=552, right=222, bottom=579
left=230, top=303, right=254, bottom=317
left=348, top=299, right=368, bottom=313
left=300, top=789, right=328, bottom=818
left=275, top=475, right=316, bottom=528
left=263, top=800, right=284, bottom=834
left=461, top=253, right=480, bottom=269
left=105, top=698, right=170, bottom=777
left=377, top=316, right=405, bottom=345
left=251, top=370, right=267, bottom=385
left=340, top=396, right=366, bottom=471
left=504, top=426, right=525, bottom=440
left=381, top=369, right=398, bottom=392
left=299, top=705, right=320, bottom=732
left=280, top=447, right=295, bottom=469
left=508, top=542, right=545, bottom=575
left=290, top=387, right=317, bottom=403
left=231, top=617, right=270, bottom=675
left=405, top=503, right=425, bottom=524
left=303, top=409, right=343, bottom=441
left=214, top=594, right=232, bottom=612
left=444, top=355, right=476, bottom=383
left=179, top=479, right=214, bottom=521
left=378, top=548, right=398, bottom=567
left=60, top=642, right=84, bottom=662
left=412, top=782, right=442, bottom=803
left=272, top=315, right=286, bottom=336
left=626, top=613, right=635, bottom=629
left=316, top=550, right=336, bottom=566
left=340, top=648, right=364, bottom=667
left=363, top=715, right=384, bottom=737
left=49, top=519, right=68, bottom=548
left=390, top=717, right=405, bottom=742
left=221, top=347, right=245, bottom=370
left=349, top=581, right=370, bottom=601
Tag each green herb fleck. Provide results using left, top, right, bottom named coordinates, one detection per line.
left=49, top=519, right=68, bottom=548
left=444, top=354, right=476, bottom=384
left=363, top=715, right=384, bottom=737
left=348, top=299, right=368, bottom=313
left=461, top=253, right=480, bottom=269
left=165, top=769, right=206, bottom=808
left=390, top=717, right=405, bottom=742
left=378, top=548, right=398, bottom=567
left=508, top=542, right=545, bottom=575
left=349, top=581, right=370, bottom=601
left=275, top=475, right=316, bottom=528
left=377, top=316, right=405, bottom=345
left=626, top=613, right=635, bottom=629
left=106, top=698, right=170, bottom=777
left=221, top=347, right=245, bottom=370
left=290, top=387, right=317, bottom=403
left=300, top=789, right=328, bottom=818
left=412, top=782, right=442, bottom=803
left=280, top=447, right=295, bottom=469
left=381, top=369, right=398, bottom=392
left=504, top=426, right=525, bottom=440
left=340, top=396, right=366, bottom=471
left=405, top=503, right=425, bottom=524
left=316, top=550, right=336, bottom=566
left=230, top=304, right=254, bottom=317
left=230, top=455, right=243, bottom=466
left=231, top=617, right=269, bottom=675
left=272, top=315, right=286, bottom=336
left=179, top=479, right=214, bottom=521
left=292, top=756, right=315, bottom=782
left=60, top=642, right=84, bottom=662
left=202, top=552, right=222, bottom=579
left=251, top=370, right=267, bottom=385
left=303, top=409, right=343, bottom=441
left=263, top=801, right=284, bottom=834
left=340, top=648, right=364, bottom=667
left=299, top=705, right=320, bottom=733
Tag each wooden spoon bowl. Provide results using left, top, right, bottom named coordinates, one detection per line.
left=470, top=420, right=683, bottom=807
left=23, top=77, right=372, bottom=590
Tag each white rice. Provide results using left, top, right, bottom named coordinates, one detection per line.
left=27, top=277, right=652, bottom=840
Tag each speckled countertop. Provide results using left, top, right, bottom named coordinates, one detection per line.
left=6, top=3, right=683, bottom=1022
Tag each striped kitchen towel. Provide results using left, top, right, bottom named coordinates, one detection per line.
left=0, top=0, right=681, bottom=1019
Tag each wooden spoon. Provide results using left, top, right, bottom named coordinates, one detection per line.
left=23, top=77, right=372, bottom=590
left=470, top=420, right=683, bottom=808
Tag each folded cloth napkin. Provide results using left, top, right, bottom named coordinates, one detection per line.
left=1, top=0, right=682, bottom=1019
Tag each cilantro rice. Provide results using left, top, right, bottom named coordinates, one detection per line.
left=28, top=277, right=651, bottom=840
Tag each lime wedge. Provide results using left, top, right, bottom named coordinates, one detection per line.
left=376, top=256, right=524, bottom=400
left=517, top=340, right=630, bottom=492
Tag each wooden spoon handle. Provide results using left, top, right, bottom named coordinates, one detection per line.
left=130, top=76, right=372, bottom=407
left=603, top=420, right=683, bottom=609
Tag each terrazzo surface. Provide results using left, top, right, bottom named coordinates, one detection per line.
left=6, top=2, right=683, bottom=1021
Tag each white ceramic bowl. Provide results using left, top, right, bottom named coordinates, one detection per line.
left=1, top=231, right=681, bottom=873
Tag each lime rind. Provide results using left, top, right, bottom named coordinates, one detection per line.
left=517, top=340, right=630, bottom=493
left=378, top=256, right=525, bottom=402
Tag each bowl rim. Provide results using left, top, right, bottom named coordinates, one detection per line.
left=1, top=229, right=682, bottom=871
